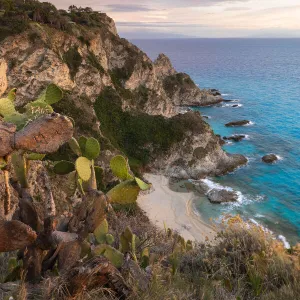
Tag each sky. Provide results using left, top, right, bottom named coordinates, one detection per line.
left=49, top=0, right=300, bottom=38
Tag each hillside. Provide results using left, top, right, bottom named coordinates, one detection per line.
left=1, top=3, right=299, bottom=300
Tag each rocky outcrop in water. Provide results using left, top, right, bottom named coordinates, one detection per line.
left=262, top=154, right=278, bottom=164
left=207, top=189, right=238, bottom=203
left=225, top=120, right=250, bottom=127
left=223, top=135, right=246, bottom=142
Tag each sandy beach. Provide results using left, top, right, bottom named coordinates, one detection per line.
left=138, top=174, right=216, bottom=243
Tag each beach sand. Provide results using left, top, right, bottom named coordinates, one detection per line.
left=138, top=174, right=216, bottom=243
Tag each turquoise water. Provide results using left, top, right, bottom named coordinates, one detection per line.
left=133, top=39, right=300, bottom=245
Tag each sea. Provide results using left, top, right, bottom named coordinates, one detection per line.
left=132, top=38, right=300, bottom=246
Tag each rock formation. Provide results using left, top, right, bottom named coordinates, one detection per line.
left=262, top=154, right=278, bottom=164
left=0, top=13, right=246, bottom=180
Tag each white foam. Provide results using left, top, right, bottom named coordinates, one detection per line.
left=278, top=235, right=291, bottom=249
left=221, top=93, right=230, bottom=96
left=245, top=121, right=255, bottom=126
left=276, top=155, right=284, bottom=161
left=254, top=213, right=265, bottom=218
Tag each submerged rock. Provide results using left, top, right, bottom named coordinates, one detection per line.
left=207, top=189, right=238, bottom=203
left=262, top=154, right=278, bottom=164
left=225, top=120, right=250, bottom=127
left=223, top=135, right=246, bottom=142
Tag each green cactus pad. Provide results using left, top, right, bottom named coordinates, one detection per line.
left=0, top=97, right=17, bottom=117
left=78, top=136, right=87, bottom=153
left=53, top=161, right=75, bottom=175
left=11, top=153, right=28, bottom=188
left=4, top=112, right=27, bottom=130
left=93, top=219, right=109, bottom=244
left=106, top=234, right=115, bottom=245
left=110, top=155, right=133, bottom=181
left=75, top=157, right=91, bottom=181
left=37, top=83, right=63, bottom=105
left=93, top=245, right=124, bottom=268
left=25, top=153, right=46, bottom=160
left=80, top=241, right=91, bottom=258
left=85, top=137, right=100, bottom=160
left=107, top=180, right=140, bottom=204
left=68, top=137, right=82, bottom=156
left=135, top=177, right=151, bottom=191
left=7, top=88, right=17, bottom=101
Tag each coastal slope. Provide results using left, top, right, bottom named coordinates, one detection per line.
left=0, top=12, right=246, bottom=179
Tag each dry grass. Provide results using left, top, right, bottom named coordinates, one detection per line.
left=180, top=216, right=300, bottom=300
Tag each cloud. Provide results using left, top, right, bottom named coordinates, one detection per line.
left=104, top=4, right=155, bottom=12
left=117, top=21, right=207, bottom=28
left=224, top=6, right=250, bottom=11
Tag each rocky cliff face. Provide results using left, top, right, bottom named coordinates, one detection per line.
left=0, top=15, right=246, bottom=180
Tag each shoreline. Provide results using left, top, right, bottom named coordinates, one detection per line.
left=138, top=174, right=216, bottom=243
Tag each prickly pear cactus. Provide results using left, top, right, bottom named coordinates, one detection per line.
left=11, top=152, right=28, bottom=188
left=120, top=226, right=137, bottom=261
left=107, top=180, right=140, bottom=204
left=53, top=160, right=75, bottom=175
left=36, top=83, right=63, bottom=105
left=0, top=96, right=17, bottom=117
left=85, top=137, right=100, bottom=160
left=110, top=155, right=133, bottom=181
left=75, top=157, right=91, bottom=182
left=106, top=234, right=115, bottom=245
left=94, top=219, right=109, bottom=244
left=135, top=177, right=150, bottom=191
left=93, top=244, right=124, bottom=268
left=141, top=248, right=150, bottom=269
left=68, top=137, right=82, bottom=156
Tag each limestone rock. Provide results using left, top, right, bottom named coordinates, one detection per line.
left=0, top=59, right=7, bottom=97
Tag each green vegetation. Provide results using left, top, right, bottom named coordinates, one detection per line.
left=163, top=73, right=195, bottom=98
left=0, top=0, right=111, bottom=41
left=63, top=46, right=82, bottom=80
left=94, top=87, right=206, bottom=165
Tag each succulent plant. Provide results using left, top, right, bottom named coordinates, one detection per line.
left=94, top=219, right=109, bottom=244
left=93, top=244, right=124, bottom=268
left=35, top=83, right=63, bottom=105
left=110, top=155, right=133, bottom=181
left=11, top=152, right=28, bottom=188
left=85, top=137, right=100, bottom=160
left=120, top=226, right=137, bottom=261
left=54, top=160, right=75, bottom=175
left=105, top=234, right=115, bottom=245
left=75, top=157, right=92, bottom=182
left=68, top=137, right=82, bottom=156
left=107, top=180, right=140, bottom=204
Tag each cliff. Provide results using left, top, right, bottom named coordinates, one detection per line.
left=0, top=14, right=245, bottom=180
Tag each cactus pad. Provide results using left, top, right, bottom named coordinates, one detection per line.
left=93, top=244, right=124, bottom=268
left=0, top=97, right=17, bottom=117
left=106, top=234, right=115, bottom=245
left=110, top=155, right=133, bottom=181
left=85, top=137, right=100, bottom=160
left=37, top=83, right=63, bottom=105
left=107, top=180, right=140, bottom=204
left=11, top=153, right=28, bottom=188
left=7, top=88, right=17, bottom=101
left=78, top=136, right=87, bottom=153
left=25, top=153, right=46, bottom=160
left=53, top=161, right=75, bottom=175
left=135, top=177, right=150, bottom=191
left=93, top=219, right=109, bottom=244
left=68, top=137, right=82, bottom=156
left=0, top=157, right=7, bottom=170
left=75, top=157, right=91, bottom=181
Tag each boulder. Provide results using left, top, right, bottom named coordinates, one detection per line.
left=262, top=154, right=278, bottom=164
left=223, top=135, right=246, bottom=142
left=207, top=189, right=238, bottom=204
left=225, top=120, right=250, bottom=127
